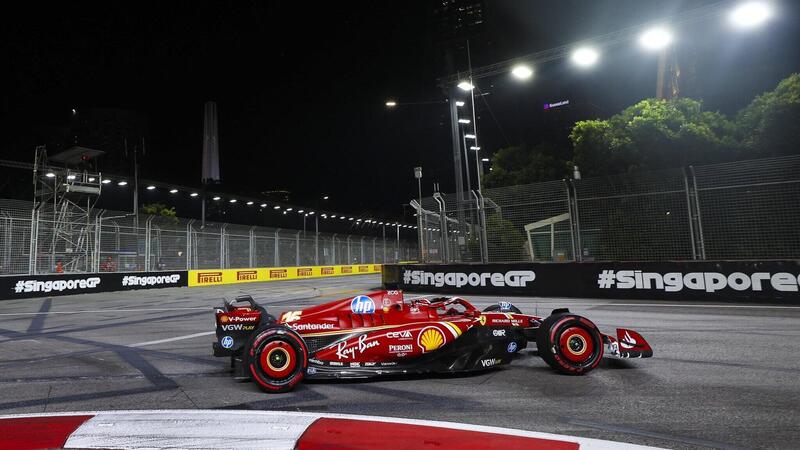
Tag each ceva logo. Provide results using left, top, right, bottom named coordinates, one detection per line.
left=350, top=295, right=375, bottom=314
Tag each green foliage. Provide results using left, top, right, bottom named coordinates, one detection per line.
left=570, top=98, right=739, bottom=177
left=736, top=73, right=800, bottom=157
left=570, top=74, right=800, bottom=178
left=141, top=203, right=178, bottom=224
left=485, top=214, right=526, bottom=262
left=479, top=74, right=799, bottom=187
left=463, top=214, right=526, bottom=262
left=483, top=142, right=567, bottom=188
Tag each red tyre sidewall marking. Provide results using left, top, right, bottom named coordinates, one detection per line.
left=248, top=327, right=308, bottom=390
left=260, top=342, right=297, bottom=379
left=549, top=316, right=603, bottom=372
left=559, top=326, right=593, bottom=363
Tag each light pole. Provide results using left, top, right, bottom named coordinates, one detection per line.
left=461, top=125, right=472, bottom=194
left=414, top=166, right=424, bottom=262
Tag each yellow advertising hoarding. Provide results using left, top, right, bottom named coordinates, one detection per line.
left=188, top=264, right=381, bottom=287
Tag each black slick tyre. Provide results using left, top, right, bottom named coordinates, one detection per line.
left=246, top=325, right=308, bottom=393
left=536, top=313, right=603, bottom=375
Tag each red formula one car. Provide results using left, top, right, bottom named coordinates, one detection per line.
left=212, top=290, right=652, bottom=392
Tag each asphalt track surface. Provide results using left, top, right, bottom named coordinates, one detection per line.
left=0, top=275, right=798, bottom=449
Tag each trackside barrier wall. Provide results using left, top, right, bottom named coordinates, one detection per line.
left=382, top=261, right=800, bottom=303
left=187, top=264, right=381, bottom=287
left=0, top=271, right=188, bottom=300
left=0, top=264, right=383, bottom=300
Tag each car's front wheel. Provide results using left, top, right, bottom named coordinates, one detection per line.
left=536, top=313, right=603, bottom=375
left=246, top=325, right=307, bottom=392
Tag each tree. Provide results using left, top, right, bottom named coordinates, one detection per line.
left=141, top=203, right=178, bottom=224
left=736, top=73, right=800, bottom=157
left=483, top=142, right=567, bottom=188
left=570, top=98, right=739, bottom=177
left=485, top=214, right=527, bottom=262
left=464, top=214, right=527, bottom=262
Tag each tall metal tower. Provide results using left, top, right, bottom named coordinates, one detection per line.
left=201, top=101, right=221, bottom=228
left=30, top=145, right=104, bottom=273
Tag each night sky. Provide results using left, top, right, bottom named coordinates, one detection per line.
left=3, top=1, right=799, bottom=221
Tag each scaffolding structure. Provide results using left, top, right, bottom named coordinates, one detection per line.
left=30, top=145, right=104, bottom=273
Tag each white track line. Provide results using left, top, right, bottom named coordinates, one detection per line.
left=129, top=331, right=215, bottom=347
left=0, top=307, right=210, bottom=316
left=591, top=303, right=798, bottom=309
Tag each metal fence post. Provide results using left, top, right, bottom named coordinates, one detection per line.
left=296, top=230, right=301, bottom=266
left=144, top=216, right=155, bottom=271
left=433, top=192, right=448, bottom=263
left=682, top=168, right=698, bottom=260
left=1, top=214, right=11, bottom=272
left=689, top=166, right=707, bottom=260
left=93, top=211, right=105, bottom=273
left=220, top=223, right=228, bottom=269
left=571, top=182, right=583, bottom=262
left=382, top=226, right=387, bottom=263
left=470, top=190, right=488, bottom=263
left=28, top=209, right=38, bottom=274
left=360, top=236, right=365, bottom=263
left=274, top=229, right=280, bottom=266
left=346, top=235, right=351, bottom=263
left=564, top=180, right=577, bottom=262
left=332, top=234, right=337, bottom=265
left=249, top=226, right=256, bottom=268
left=186, top=219, right=194, bottom=270
left=478, top=194, right=489, bottom=263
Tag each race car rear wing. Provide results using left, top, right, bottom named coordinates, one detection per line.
left=213, top=295, right=274, bottom=357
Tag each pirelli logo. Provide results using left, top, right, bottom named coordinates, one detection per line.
left=270, top=269, right=288, bottom=279
left=297, top=268, right=313, bottom=277
left=197, top=271, right=223, bottom=284
left=341, top=266, right=353, bottom=274
left=373, top=265, right=380, bottom=272
left=321, top=267, right=334, bottom=275
left=359, top=265, right=369, bottom=273
left=236, top=270, right=258, bottom=281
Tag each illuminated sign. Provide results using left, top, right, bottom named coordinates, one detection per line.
left=543, top=100, right=570, bottom=110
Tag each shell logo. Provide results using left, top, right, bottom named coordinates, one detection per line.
left=418, top=327, right=445, bottom=353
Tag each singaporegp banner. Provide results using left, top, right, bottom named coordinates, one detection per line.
left=0, top=271, right=188, bottom=300
left=382, top=261, right=800, bottom=303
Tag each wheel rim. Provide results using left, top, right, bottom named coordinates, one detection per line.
left=259, top=341, right=297, bottom=379
left=558, top=326, right=595, bottom=363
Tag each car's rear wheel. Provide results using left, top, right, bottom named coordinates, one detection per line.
left=246, top=325, right=307, bottom=392
left=536, top=313, right=603, bottom=375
